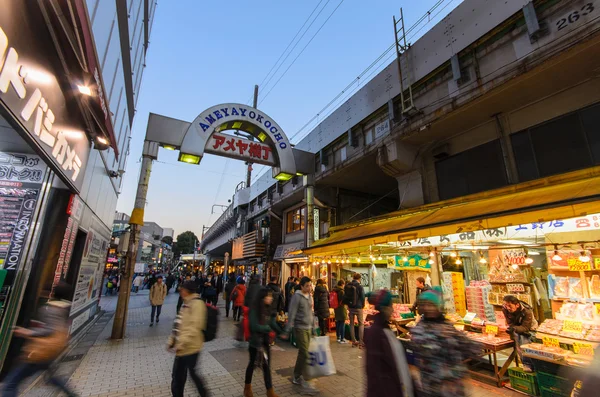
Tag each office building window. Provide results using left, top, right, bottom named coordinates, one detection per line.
left=435, top=140, right=508, bottom=200
left=286, top=207, right=305, bottom=233
left=511, top=103, right=600, bottom=182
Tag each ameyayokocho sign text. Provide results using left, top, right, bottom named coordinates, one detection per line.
left=0, top=10, right=90, bottom=192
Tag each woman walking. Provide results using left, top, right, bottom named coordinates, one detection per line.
left=244, top=287, right=287, bottom=397
left=231, top=277, right=247, bottom=321
left=333, top=280, right=347, bottom=343
left=313, top=279, right=330, bottom=335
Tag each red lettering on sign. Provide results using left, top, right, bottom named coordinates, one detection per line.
left=224, top=138, right=236, bottom=152
left=212, top=135, right=226, bottom=150
left=236, top=139, right=248, bottom=155
left=576, top=219, right=591, bottom=228
left=262, top=146, right=272, bottom=160
left=248, top=143, right=263, bottom=159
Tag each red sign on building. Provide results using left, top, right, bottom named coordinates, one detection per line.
left=205, top=133, right=276, bottom=166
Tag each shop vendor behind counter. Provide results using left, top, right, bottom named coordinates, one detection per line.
left=502, top=295, right=538, bottom=371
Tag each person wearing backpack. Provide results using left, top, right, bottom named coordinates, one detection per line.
left=168, top=281, right=208, bottom=397
left=313, top=279, right=330, bottom=336
left=149, top=275, right=167, bottom=327
left=333, top=280, right=348, bottom=343
left=345, top=273, right=365, bottom=348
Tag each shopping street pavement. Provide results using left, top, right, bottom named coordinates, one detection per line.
left=18, top=290, right=522, bottom=397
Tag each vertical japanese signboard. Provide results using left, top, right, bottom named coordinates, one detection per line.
left=0, top=151, right=46, bottom=323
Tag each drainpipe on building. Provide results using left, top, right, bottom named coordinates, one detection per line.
left=305, top=174, right=315, bottom=248
left=112, top=140, right=158, bottom=339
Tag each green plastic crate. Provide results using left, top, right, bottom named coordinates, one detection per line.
left=509, top=368, right=539, bottom=396
left=537, top=372, right=574, bottom=395
left=540, top=386, right=569, bottom=397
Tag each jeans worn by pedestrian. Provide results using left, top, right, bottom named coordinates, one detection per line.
left=151, top=304, right=162, bottom=324
left=245, top=343, right=272, bottom=389
left=348, top=308, right=364, bottom=343
left=2, top=361, right=77, bottom=397
left=171, top=353, right=207, bottom=397
left=336, top=320, right=346, bottom=341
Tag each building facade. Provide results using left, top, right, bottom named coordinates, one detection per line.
left=0, top=0, right=156, bottom=373
left=200, top=0, right=600, bottom=291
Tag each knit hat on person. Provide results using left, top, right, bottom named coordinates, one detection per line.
left=368, top=289, right=393, bottom=311
left=419, top=290, right=441, bottom=308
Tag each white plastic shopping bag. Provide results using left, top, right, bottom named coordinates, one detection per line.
left=306, top=336, right=336, bottom=378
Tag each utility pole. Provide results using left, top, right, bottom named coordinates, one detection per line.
left=112, top=141, right=158, bottom=339
left=246, top=84, right=259, bottom=188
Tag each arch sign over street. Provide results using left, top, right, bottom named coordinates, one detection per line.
left=145, top=103, right=297, bottom=182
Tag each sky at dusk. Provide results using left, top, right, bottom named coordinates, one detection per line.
left=115, top=0, right=463, bottom=240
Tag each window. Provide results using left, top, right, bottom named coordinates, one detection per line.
left=435, top=140, right=508, bottom=200
left=286, top=207, right=306, bottom=233
left=340, top=146, right=347, bottom=162
left=365, top=129, right=373, bottom=145
left=511, top=104, right=599, bottom=182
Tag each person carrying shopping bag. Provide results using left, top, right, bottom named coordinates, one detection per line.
left=243, top=287, right=288, bottom=397
left=286, top=276, right=318, bottom=395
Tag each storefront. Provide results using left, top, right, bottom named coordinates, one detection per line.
left=302, top=167, right=600, bottom=391
left=0, top=2, right=117, bottom=374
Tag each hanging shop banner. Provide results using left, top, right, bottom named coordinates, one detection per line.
left=0, top=9, right=91, bottom=192
left=71, top=218, right=110, bottom=316
left=394, top=213, right=600, bottom=248
left=388, top=254, right=432, bottom=271
left=0, top=151, right=46, bottom=323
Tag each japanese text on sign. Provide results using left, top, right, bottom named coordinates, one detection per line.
left=485, top=325, right=498, bottom=335
left=568, top=259, right=592, bottom=271
left=543, top=336, right=560, bottom=348
left=507, top=284, right=525, bottom=293
left=206, top=133, right=276, bottom=166
left=0, top=26, right=84, bottom=183
left=563, top=320, right=583, bottom=333
left=573, top=342, right=594, bottom=356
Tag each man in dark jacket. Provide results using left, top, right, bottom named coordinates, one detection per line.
left=347, top=273, right=366, bottom=347
left=166, top=273, right=176, bottom=294
left=244, top=274, right=261, bottom=309
left=266, top=276, right=284, bottom=316
left=411, top=277, right=431, bottom=313
left=314, top=279, right=330, bottom=335
left=224, top=274, right=236, bottom=317
left=503, top=295, right=538, bottom=371
left=284, top=277, right=294, bottom=313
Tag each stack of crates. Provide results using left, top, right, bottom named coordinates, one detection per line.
left=442, top=272, right=457, bottom=314
left=466, top=281, right=496, bottom=322
left=532, top=358, right=576, bottom=397
left=508, top=367, right=539, bottom=396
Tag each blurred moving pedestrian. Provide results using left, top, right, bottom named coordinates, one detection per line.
left=266, top=276, right=284, bottom=317
left=177, top=274, right=192, bottom=314
left=166, top=273, right=176, bottom=294
left=2, top=281, right=78, bottom=397
left=231, top=277, right=247, bottom=321
left=313, top=279, right=330, bottom=335
left=168, top=280, right=208, bottom=397
left=333, top=280, right=347, bottom=343
left=133, top=273, right=143, bottom=293
left=411, top=291, right=481, bottom=397
left=150, top=275, right=167, bottom=327
left=105, top=277, right=115, bottom=296
left=216, top=272, right=224, bottom=306
left=286, top=277, right=317, bottom=394
left=346, top=273, right=366, bottom=348
left=224, top=274, right=236, bottom=318
left=364, top=290, right=413, bottom=397
left=244, top=287, right=288, bottom=397
left=244, top=274, right=261, bottom=309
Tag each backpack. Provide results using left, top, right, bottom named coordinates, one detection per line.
left=343, top=283, right=358, bottom=307
left=204, top=302, right=219, bottom=342
left=329, top=290, right=339, bottom=309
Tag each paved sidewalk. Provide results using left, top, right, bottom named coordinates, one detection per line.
left=20, top=291, right=521, bottom=397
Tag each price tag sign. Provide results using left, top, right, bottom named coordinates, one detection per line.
left=596, top=303, right=600, bottom=315
left=563, top=320, right=583, bottom=333
left=463, top=312, right=477, bottom=323
left=507, top=283, right=525, bottom=293
left=568, top=259, right=592, bottom=271
left=485, top=325, right=499, bottom=335
left=573, top=342, right=595, bottom=356
left=543, top=336, right=560, bottom=348
left=595, top=257, right=600, bottom=270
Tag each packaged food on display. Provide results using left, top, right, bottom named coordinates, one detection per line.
left=566, top=355, right=593, bottom=367
left=585, top=325, right=600, bottom=342
left=561, top=303, right=578, bottom=319
left=589, top=275, right=600, bottom=299
left=570, top=278, right=584, bottom=299
left=580, top=303, right=595, bottom=322
left=521, top=343, right=572, bottom=361
left=548, top=275, right=570, bottom=298
left=537, top=319, right=564, bottom=335
left=465, top=331, right=511, bottom=345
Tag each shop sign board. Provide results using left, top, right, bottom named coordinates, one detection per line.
left=71, top=219, right=110, bottom=314
left=388, top=254, right=431, bottom=271
left=395, top=213, right=600, bottom=248
left=206, top=133, right=275, bottom=166
left=0, top=14, right=91, bottom=192
left=506, top=283, right=525, bottom=293
left=0, top=151, right=45, bottom=324
left=568, top=260, right=592, bottom=271
left=563, top=320, right=583, bottom=333
left=573, top=342, right=594, bottom=356
left=313, top=208, right=320, bottom=242
left=542, top=336, right=560, bottom=348
left=485, top=324, right=498, bottom=335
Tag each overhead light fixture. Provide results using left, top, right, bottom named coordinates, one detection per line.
left=327, top=259, right=332, bottom=264
left=370, top=254, right=374, bottom=260
left=498, top=239, right=537, bottom=246
left=512, top=263, right=520, bottom=270
left=402, top=254, right=409, bottom=262
left=525, top=256, right=534, bottom=265
left=357, top=257, right=361, bottom=263
left=377, top=253, right=383, bottom=261
left=429, top=250, right=435, bottom=257
left=274, top=172, right=294, bottom=181
left=77, top=84, right=92, bottom=96
left=479, top=252, right=487, bottom=264
left=96, top=136, right=108, bottom=145
left=455, top=258, right=462, bottom=265
left=162, top=144, right=177, bottom=150
left=450, top=251, right=457, bottom=258
left=428, top=258, right=435, bottom=265
left=552, top=246, right=562, bottom=262
left=178, top=153, right=201, bottom=165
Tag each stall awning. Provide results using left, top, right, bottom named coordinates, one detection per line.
left=303, top=167, right=600, bottom=256
left=274, top=242, right=306, bottom=260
